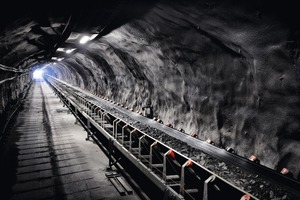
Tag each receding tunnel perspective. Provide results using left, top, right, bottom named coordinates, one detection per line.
left=0, top=1, right=300, bottom=200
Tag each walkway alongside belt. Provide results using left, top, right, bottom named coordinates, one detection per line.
left=0, top=80, right=140, bottom=200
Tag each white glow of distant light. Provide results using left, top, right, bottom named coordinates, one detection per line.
left=79, top=35, right=91, bottom=44
left=33, top=69, right=44, bottom=79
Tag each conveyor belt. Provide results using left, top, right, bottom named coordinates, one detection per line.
left=45, top=75, right=300, bottom=199
left=96, top=101, right=300, bottom=197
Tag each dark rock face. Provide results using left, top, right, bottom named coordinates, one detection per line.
left=0, top=0, right=299, bottom=180
left=0, top=70, right=31, bottom=132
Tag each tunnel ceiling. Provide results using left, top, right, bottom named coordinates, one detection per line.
left=0, top=1, right=155, bottom=68
left=1, top=0, right=300, bottom=179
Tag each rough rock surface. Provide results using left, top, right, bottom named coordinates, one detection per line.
left=0, top=0, right=300, bottom=193
left=50, top=0, right=300, bottom=178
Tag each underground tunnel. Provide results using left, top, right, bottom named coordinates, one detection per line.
left=0, top=0, right=299, bottom=199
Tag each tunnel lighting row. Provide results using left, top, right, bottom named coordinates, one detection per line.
left=51, top=57, right=64, bottom=61
left=57, top=48, right=76, bottom=54
left=52, top=33, right=98, bottom=62
left=79, top=34, right=97, bottom=44
left=91, top=91, right=295, bottom=179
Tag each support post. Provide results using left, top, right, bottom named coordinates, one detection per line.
left=203, top=175, right=216, bottom=200
left=108, top=138, right=113, bottom=170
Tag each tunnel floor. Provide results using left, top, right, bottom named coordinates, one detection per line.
left=0, top=80, right=140, bottom=200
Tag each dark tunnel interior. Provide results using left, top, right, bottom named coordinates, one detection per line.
left=0, top=0, right=300, bottom=199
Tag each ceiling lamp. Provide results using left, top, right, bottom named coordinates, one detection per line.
left=66, top=48, right=75, bottom=54
left=57, top=48, right=76, bottom=54
left=79, top=36, right=90, bottom=44
left=51, top=57, right=64, bottom=61
left=79, top=34, right=98, bottom=44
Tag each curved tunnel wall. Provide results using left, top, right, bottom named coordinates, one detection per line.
left=2, top=0, right=299, bottom=179
left=0, top=73, right=31, bottom=133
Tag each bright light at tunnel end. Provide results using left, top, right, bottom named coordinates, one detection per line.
left=33, top=69, right=44, bottom=80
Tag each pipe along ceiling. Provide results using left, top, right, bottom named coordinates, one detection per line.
left=0, top=0, right=300, bottom=182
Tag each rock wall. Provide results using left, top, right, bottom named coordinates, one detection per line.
left=42, top=0, right=300, bottom=179
left=0, top=72, right=31, bottom=132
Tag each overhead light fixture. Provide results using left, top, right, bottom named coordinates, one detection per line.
left=79, top=35, right=90, bottom=44
left=56, top=48, right=76, bottom=54
left=51, top=57, right=64, bottom=61
left=57, top=47, right=65, bottom=52
left=66, top=32, right=99, bottom=44
left=90, top=34, right=98, bottom=40
left=66, top=32, right=82, bottom=42
left=79, top=34, right=98, bottom=44
left=66, top=48, right=75, bottom=54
